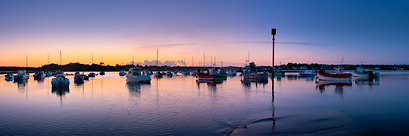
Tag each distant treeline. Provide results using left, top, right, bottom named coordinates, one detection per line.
left=283, top=63, right=408, bottom=70
left=0, top=62, right=242, bottom=72
left=1, top=62, right=408, bottom=72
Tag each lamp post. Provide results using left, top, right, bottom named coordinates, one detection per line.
left=271, top=28, right=276, bottom=101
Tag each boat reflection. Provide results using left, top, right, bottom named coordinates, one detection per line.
left=353, top=77, right=380, bottom=86
left=14, top=80, right=28, bottom=93
left=315, top=80, right=352, bottom=94
left=51, top=87, right=70, bottom=96
left=241, top=79, right=268, bottom=88
left=196, top=80, right=223, bottom=91
left=127, top=82, right=151, bottom=97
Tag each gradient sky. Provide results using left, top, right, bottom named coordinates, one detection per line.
left=1, top=0, right=409, bottom=67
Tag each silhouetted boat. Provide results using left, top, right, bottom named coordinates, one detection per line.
left=33, top=71, right=46, bottom=79
left=100, top=70, right=105, bottom=75
left=119, top=70, right=127, bottom=76
left=5, top=73, right=13, bottom=81
left=74, top=71, right=84, bottom=83
left=88, top=72, right=96, bottom=77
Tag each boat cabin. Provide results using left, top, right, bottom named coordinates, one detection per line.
left=129, top=68, right=142, bottom=76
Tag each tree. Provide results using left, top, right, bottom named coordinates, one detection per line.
left=249, top=62, right=256, bottom=70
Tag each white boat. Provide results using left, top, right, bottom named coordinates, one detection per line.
left=226, top=70, right=237, bottom=76
left=352, top=66, right=379, bottom=77
left=299, top=70, right=316, bottom=77
left=190, top=71, right=197, bottom=76
left=119, top=70, right=127, bottom=76
left=33, top=71, right=46, bottom=79
left=14, top=69, right=29, bottom=80
left=183, top=71, right=190, bottom=75
left=126, top=67, right=151, bottom=83
left=51, top=74, right=70, bottom=88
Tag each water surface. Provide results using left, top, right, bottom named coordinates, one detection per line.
left=1, top=72, right=409, bottom=135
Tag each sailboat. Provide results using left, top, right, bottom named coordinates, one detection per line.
left=45, top=54, right=52, bottom=77
left=88, top=54, right=96, bottom=77
left=99, top=56, right=105, bottom=75
left=51, top=51, right=70, bottom=88
left=154, top=49, right=163, bottom=78
left=15, top=55, right=29, bottom=80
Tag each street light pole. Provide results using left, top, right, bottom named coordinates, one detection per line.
left=271, top=28, right=276, bottom=101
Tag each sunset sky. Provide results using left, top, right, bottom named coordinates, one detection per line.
left=1, top=0, right=409, bottom=67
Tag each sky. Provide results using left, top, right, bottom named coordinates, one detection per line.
left=1, top=0, right=409, bottom=67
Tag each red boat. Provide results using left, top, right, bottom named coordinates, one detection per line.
left=196, top=68, right=222, bottom=80
left=317, top=60, right=352, bottom=81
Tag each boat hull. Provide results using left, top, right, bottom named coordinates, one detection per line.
left=126, top=75, right=151, bottom=83
left=317, top=72, right=352, bottom=81
left=197, top=73, right=222, bottom=80
left=51, top=78, right=70, bottom=88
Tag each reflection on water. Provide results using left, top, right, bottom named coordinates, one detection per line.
left=51, top=87, right=70, bottom=96
left=353, top=77, right=380, bottom=86
left=316, top=80, right=352, bottom=95
left=241, top=79, right=268, bottom=89
left=126, top=82, right=151, bottom=97
left=4, top=72, right=409, bottom=135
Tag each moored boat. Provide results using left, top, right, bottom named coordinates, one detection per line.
left=88, top=72, right=96, bottom=77
left=352, top=66, right=379, bottom=77
left=317, top=65, right=352, bottom=81
left=14, top=69, right=29, bottom=80
left=5, top=73, right=14, bottom=81
left=226, top=70, right=237, bottom=76
left=33, top=71, right=46, bottom=79
left=51, top=74, right=70, bottom=88
left=299, top=70, right=316, bottom=77
left=100, top=70, right=105, bottom=75
left=126, top=67, right=151, bottom=83
left=242, top=67, right=268, bottom=80
left=74, top=71, right=84, bottom=83
left=197, top=68, right=222, bottom=80
left=119, top=70, right=127, bottom=76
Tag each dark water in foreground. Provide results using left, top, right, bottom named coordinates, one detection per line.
left=1, top=72, right=409, bottom=135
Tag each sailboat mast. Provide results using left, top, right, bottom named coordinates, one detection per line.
left=203, top=53, right=205, bottom=67
left=214, top=57, right=216, bottom=67
left=26, top=55, right=28, bottom=70
left=192, top=56, right=194, bottom=67
left=60, top=50, right=62, bottom=71
left=132, top=56, right=134, bottom=66
left=156, top=49, right=159, bottom=66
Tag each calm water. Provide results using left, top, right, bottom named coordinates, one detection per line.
left=1, top=72, right=409, bottom=135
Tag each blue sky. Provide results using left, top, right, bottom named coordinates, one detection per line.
left=1, top=0, right=408, bottom=66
